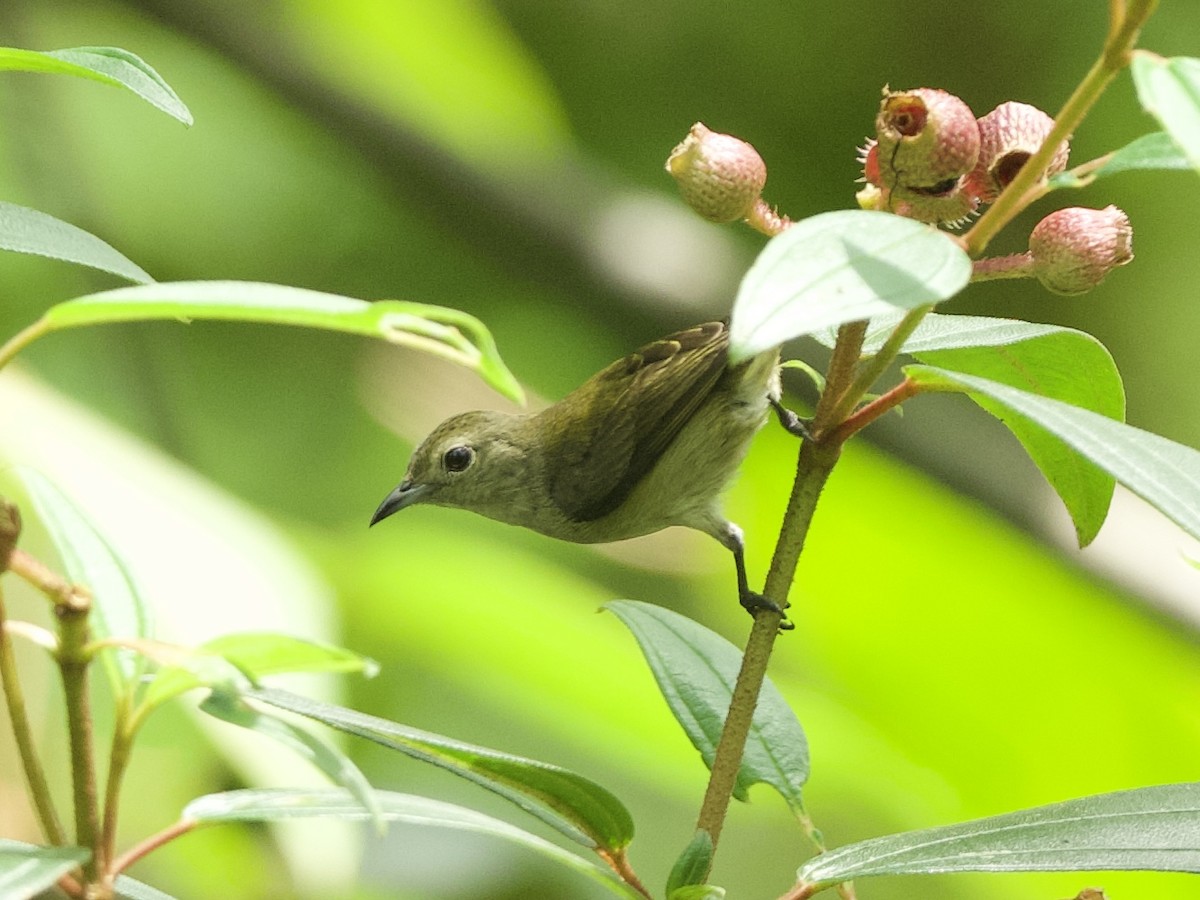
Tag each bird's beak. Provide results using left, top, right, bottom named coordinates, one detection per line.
left=369, top=479, right=431, bottom=526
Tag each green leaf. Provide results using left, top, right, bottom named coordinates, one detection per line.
left=40, top=281, right=524, bottom=403
left=909, top=318, right=1124, bottom=547
left=729, top=210, right=971, bottom=362
left=669, top=887, right=726, bottom=900
left=13, top=466, right=151, bottom=693
left=1132, top=54, right=1200, bottom=173
left=140, top=632, right=378, bottom=712
left=0, top=46, right=192, bottom=124
left=0, top=841, right=90, bottom=898
left=114, top=875, right=179, bottom=899
left=667, top=830, right=715, bottom=895
left=798, top=783, right=1200, bottom=886
left=0, top=201, right=153, bottom=284
left=907, top=367, right=1200, bottom=543
left=1049, top=132, right=1191, bottom=189
left=199, top=690, right=383, bottom=830
left=248, top=687, right=633, bottom=853
left=605, top=601, right=808, bottom=807
left=183, top=788, right=637, bottom=898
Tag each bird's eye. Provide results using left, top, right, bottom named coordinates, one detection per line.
left=443, top=445, right=475, bottom=473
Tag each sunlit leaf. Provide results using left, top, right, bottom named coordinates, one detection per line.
left=183, top=789, right=637, bottom=898
left=669, top=886, right=725, bottom=900
left=799, top=783, right=1200, bottom=885
left=908, top=367, right=1200, bottom=543
left=37, top=281, right=523, bottom=403
left=199, top=690, right=383, bottom=829
left=605, top=601, right=808, bottom=807
left=0, top=45, right=192, bottom=124
left=0, top=841, right=90, bottom=898
left=249, top=686, right=633, bottom=853
left=0, top=201, right=153, bottom=284
left=729, top=210, right=971, bottom=362
left=13, top=466, right=150, bottom=693
left=906, top=318, right=1123, bottom=546
left=1049, top=132, right=1191, bottom=189
left=1131, top=54, right=1200, bottom=172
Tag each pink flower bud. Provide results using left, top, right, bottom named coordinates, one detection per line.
left=874, top=88, right=980, bottom=190
left=1029, top=205, right=1133, bottom=295
left=666, top=123, right=767, bottom=223
left=965, top=102, right=1070, bottom=202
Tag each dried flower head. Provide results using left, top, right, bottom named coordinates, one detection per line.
left=965, top=101, right=1070, bottom=202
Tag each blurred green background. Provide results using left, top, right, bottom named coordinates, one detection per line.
left=1, top=1, right=1200, bottom=898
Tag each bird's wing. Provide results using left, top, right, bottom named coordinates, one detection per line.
left=542, top=321, right=729, bottom=522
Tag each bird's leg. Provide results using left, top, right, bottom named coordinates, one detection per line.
left=769, top=396, right=812, bottom=441
left=721, top=523, right=794, bottom=632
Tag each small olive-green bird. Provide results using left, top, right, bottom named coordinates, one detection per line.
left=370, top=321, right=795, bottom=623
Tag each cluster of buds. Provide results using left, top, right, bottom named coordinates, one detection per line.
left=860, top=87, right=1131, bottom=294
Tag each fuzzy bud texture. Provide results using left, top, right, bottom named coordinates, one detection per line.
left=1029, top=205, right=1132, bottom=295
left=666, top=123, right=767, bottom=223
left=966, top=101, right=1070, bottom=202
left=874, top=88, right=980, bottom=190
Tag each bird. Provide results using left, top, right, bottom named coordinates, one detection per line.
left=370, top=321, right=797, bottom=626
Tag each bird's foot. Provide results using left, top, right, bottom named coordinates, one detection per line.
left=740, top=589, right=795, bottom=632
left=769, top=398, right=813, bottom=441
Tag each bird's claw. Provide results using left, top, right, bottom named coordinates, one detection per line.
left=740, top=590, right=795, bottom=632
left=769, top=399, right=813, bottom=441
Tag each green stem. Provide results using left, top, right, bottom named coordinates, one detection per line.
left=826, top=306, right=931, bottom=427
left=0, top=317, right=50, bottom=373
left=100, top=705, right=137, bottom=876
left=963, top=0, right=1157, bottom=257
left=110, top=818, right=197, bottom=876
left=0, top=583, right=68, bottom=845
left=58, top=601, right=102, bottom=883
left=693, top=320, right=866, bottom=865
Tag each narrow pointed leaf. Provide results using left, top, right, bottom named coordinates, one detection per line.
left=0, top=841, right=90, bottom=898
left=114, top=875, right=179, bottom=899
left=905, top=318, right=1123, bottom=546
left=730, top=210, right=971, bottom=362
left=0, top=46, right=192, bottom=124
left=248, top=687, right=632, bottom=853
left=907, top=367, right=1200, bottom=543
left=0, top=201, right=153, bottom=284
left=140, top=632, right=378, bottom=712
left=605, top=601, right=808, bottom=807
left=1049, top=132, right=1191, bottom=189
left=14, top=466, right=150, bottom=693
left=40, top=281, right=523, bottom=403
left=183, top=788, right=637, bottom=898
left=1131, top=54, right=1200, bottom=172
left=667, top=830, right=715, bottom=895
left=199, top=690, right=383, bottom=828
left=799, top=783, right=1200, bottom=885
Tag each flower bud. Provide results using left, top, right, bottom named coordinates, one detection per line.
left=666, top=123, right=767, bottom=223
left=874, top=88, right=980, bottom=190
left=965, top=101, right=1070, bottom=202
left=1029, top=205, right=1132, bottom=295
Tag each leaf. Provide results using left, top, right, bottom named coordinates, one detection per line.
left=0, top=841, right=90, bottom=898
left=907, top=367, right=1200, bottom=543
left=183, top=788, right=637, bottom=898
left=798, top=782, right=1200, bottom=885
left=140, top=632, right=378, bottom=712
left=908, top=318, right=1123, bottom=546
left=0, top=46, right=192, bottom=125
left=1131, top=54, right=1200, bottom=173
left=248, top=687, right=633, bottom=853
left=1049, top=132, right=1192, bottom=189
left=114, top=875, right=180, bottom=899
left=605, top=601, right=808, bottom=807
left=0, top=201, right=153, bottom=284
left=669, top=886, right=726, bottom=900
left=13, top=466, right=151, bottom=693
left=667, top=830, right=715, bottom=896
left=729, top=210, right=971, bottom=362
left=40, top=281, right=524, bottom=403
left=199, top=690, right=383, bottom=830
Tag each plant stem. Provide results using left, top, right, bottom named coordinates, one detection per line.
left=962, top=0, right=1157, bottom=257
left=100, top=706, right=137, bottom=874
left=0, top=317, right=50, bottom=373
left=110, top=818, right=197, bottom=876
left=826, top=306, right=930, bottom=427
left=971, top=253, right=1036, bottom=283
left=693, top=320, right=866, bottom=866
left=0, top=582, right=68, bottom=845
left=57, top=598, right=103, bottom=884
left=597, top=848, right=653, bottom=900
